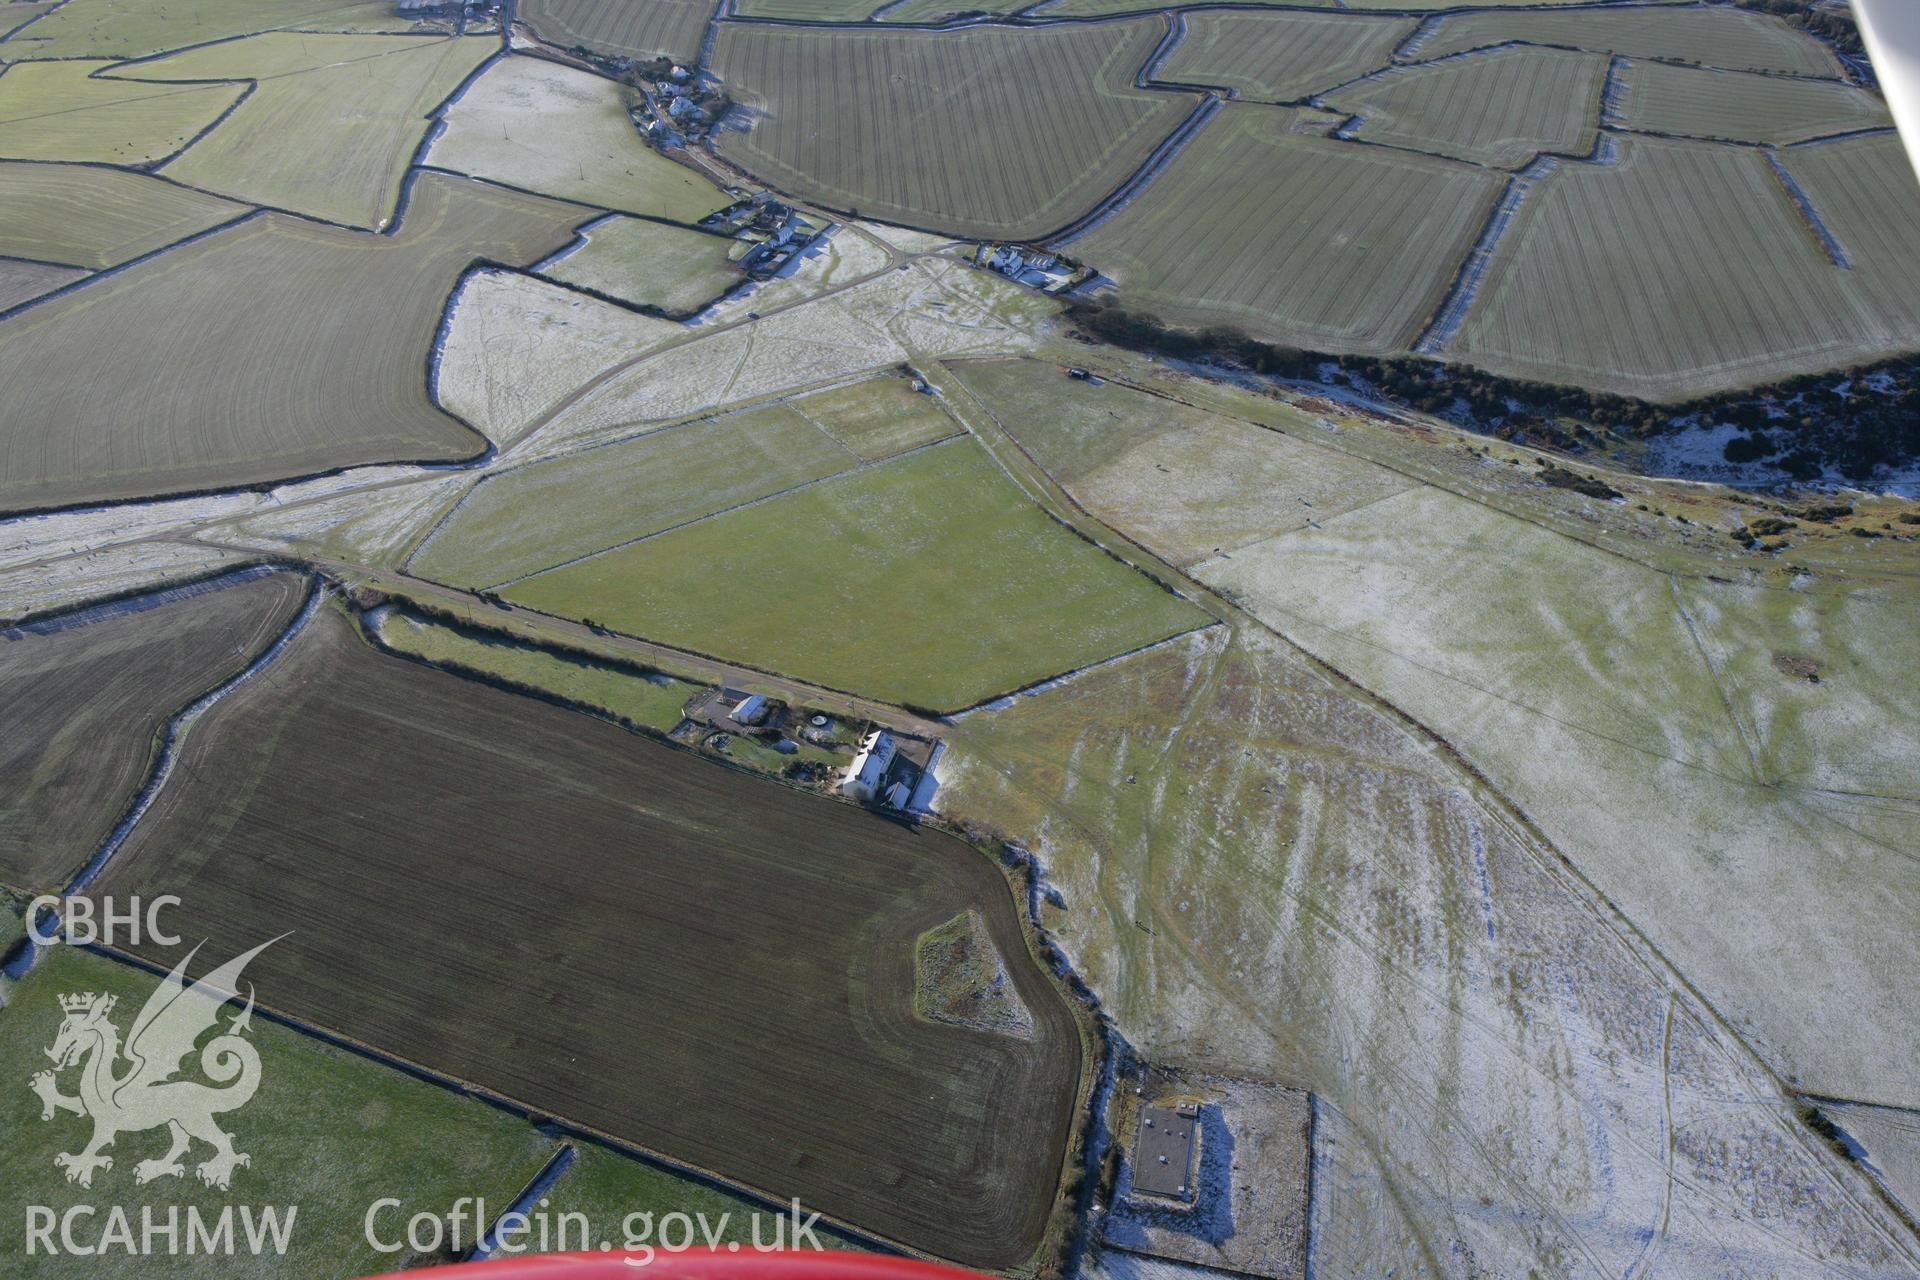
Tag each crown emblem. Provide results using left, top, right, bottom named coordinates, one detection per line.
left=59, top=992, right=106, bottom=1014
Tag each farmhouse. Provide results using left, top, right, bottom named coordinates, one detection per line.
left=1131, top=1101, right=1200, bottom=1204
left=841, top=729, right=898, bottom=803
left=975, top=243, right=1081, bottom=292
left=841, top=728, right=940, bottom=810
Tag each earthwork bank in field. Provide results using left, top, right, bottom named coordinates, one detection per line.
left=537, top=214, right=742, bottom=313
left=89, top=604, right=1084, bottom=1269
left=0, top=162, right=248, bottom=269
left=1781, top=134, right=1920, bottom=341
left=418, top=371, right=963, bottom=591
left=0, top=569, right=307, bottom=892
left=947, top=357, right=1414, bottom=567
left=0, top=59, right=246, bottom=164
left=1153, top=10, right=1415, bottom=103
left=414, top=372, right=960, bottom=588
left=1321, top=45, right=1607, bottom=168
left=502, top=436, right=1209, bottom=709
left=434, top=267, right=686, bottom=447
left=941, top=618, right=1919, bottom=1278
left=1197, top=480, right=1920, bottom=1107
left=1613, top=60, right=1890, bottom=145
left=1074, top=104, right=1501, bottom=355
left=414, top=400, right=869, bottom=587
left=0, top=0, right=404, bottom=61
left=0, top=173, right=586, bottom=512
left=123, top=32, right=494, bottom=228
left=1406, top=4, right=1845, bottom=77
left=709, top=20, right=1194, bottom=239
left=1445, top=135, right=1919, bottom=398
left=0, top=261, right=86, bottom=312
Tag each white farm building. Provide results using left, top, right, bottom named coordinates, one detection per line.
left=841, top=730, right=897, bottom=803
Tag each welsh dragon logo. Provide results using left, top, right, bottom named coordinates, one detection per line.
left=29, top=940, right=276, bottom=1191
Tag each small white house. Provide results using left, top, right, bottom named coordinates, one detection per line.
left=841, top=730, right=897, bottom=803
left=731, top=693, right=769, bottom=725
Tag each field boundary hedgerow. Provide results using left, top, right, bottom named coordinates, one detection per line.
left=58, top=575, right=324, bottom=896
left=80, top=602, right=1090, bottom=1265
left=1065, top=298, right=1920, bottom=483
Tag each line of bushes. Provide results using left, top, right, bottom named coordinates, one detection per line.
left=1065, top=298, right=1920, bottom=485
left=1731, top=0, right=1865, bottom=59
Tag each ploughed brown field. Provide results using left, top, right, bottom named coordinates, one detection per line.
left=0, top=568, right=308, bottom=892
left=89, top=604, right=1084, bottom=1268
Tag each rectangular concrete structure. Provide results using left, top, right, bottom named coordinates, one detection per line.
left=1132, top=1102, right=1198, bottom=1201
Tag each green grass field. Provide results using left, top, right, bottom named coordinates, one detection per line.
left=505, top=437, right=1207, bottom=709
left=417, top=372, right=959, bottom=587
left=541, top=215, right=742, bottom=313
left=0, top=162, right=247, bottom=268
left=373, top=606, right=850, bottom=780
left=0, top=59, right=245, bottom=164
left=1154, top=10, right=1414, bottom=103
left=428, top=55, right=729, bottom=224
left=1448, top=135, right=1910, bottom=398
left=1324, top=45, right=1607, bottom=168
left=1075, top=104, right=1501, bottom=355
left=0, top=0, right=399, bottom=60
left=1410, top=4, right=1844, bottom=77
left=788, top=373, right=958, bottom=462
left=534, top=1142, right=869, bottom=1256
left=520, top=0, right=713, bottom=67
left=0, top=945, right=558, bottom=1277
left=123, top=32, right=492, bottom=228
left=1615, top=61, right=1890, bottom=145
left=413, top=403, right=861, bottom=587
left=0, top=172, right=584, bottom=511
left=710, top=20, right=1194, bottom=240
left=371, top=606, right=699, bottom=733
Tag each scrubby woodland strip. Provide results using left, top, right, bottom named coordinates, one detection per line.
left=1067, top=297, right=1920, bottom=484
